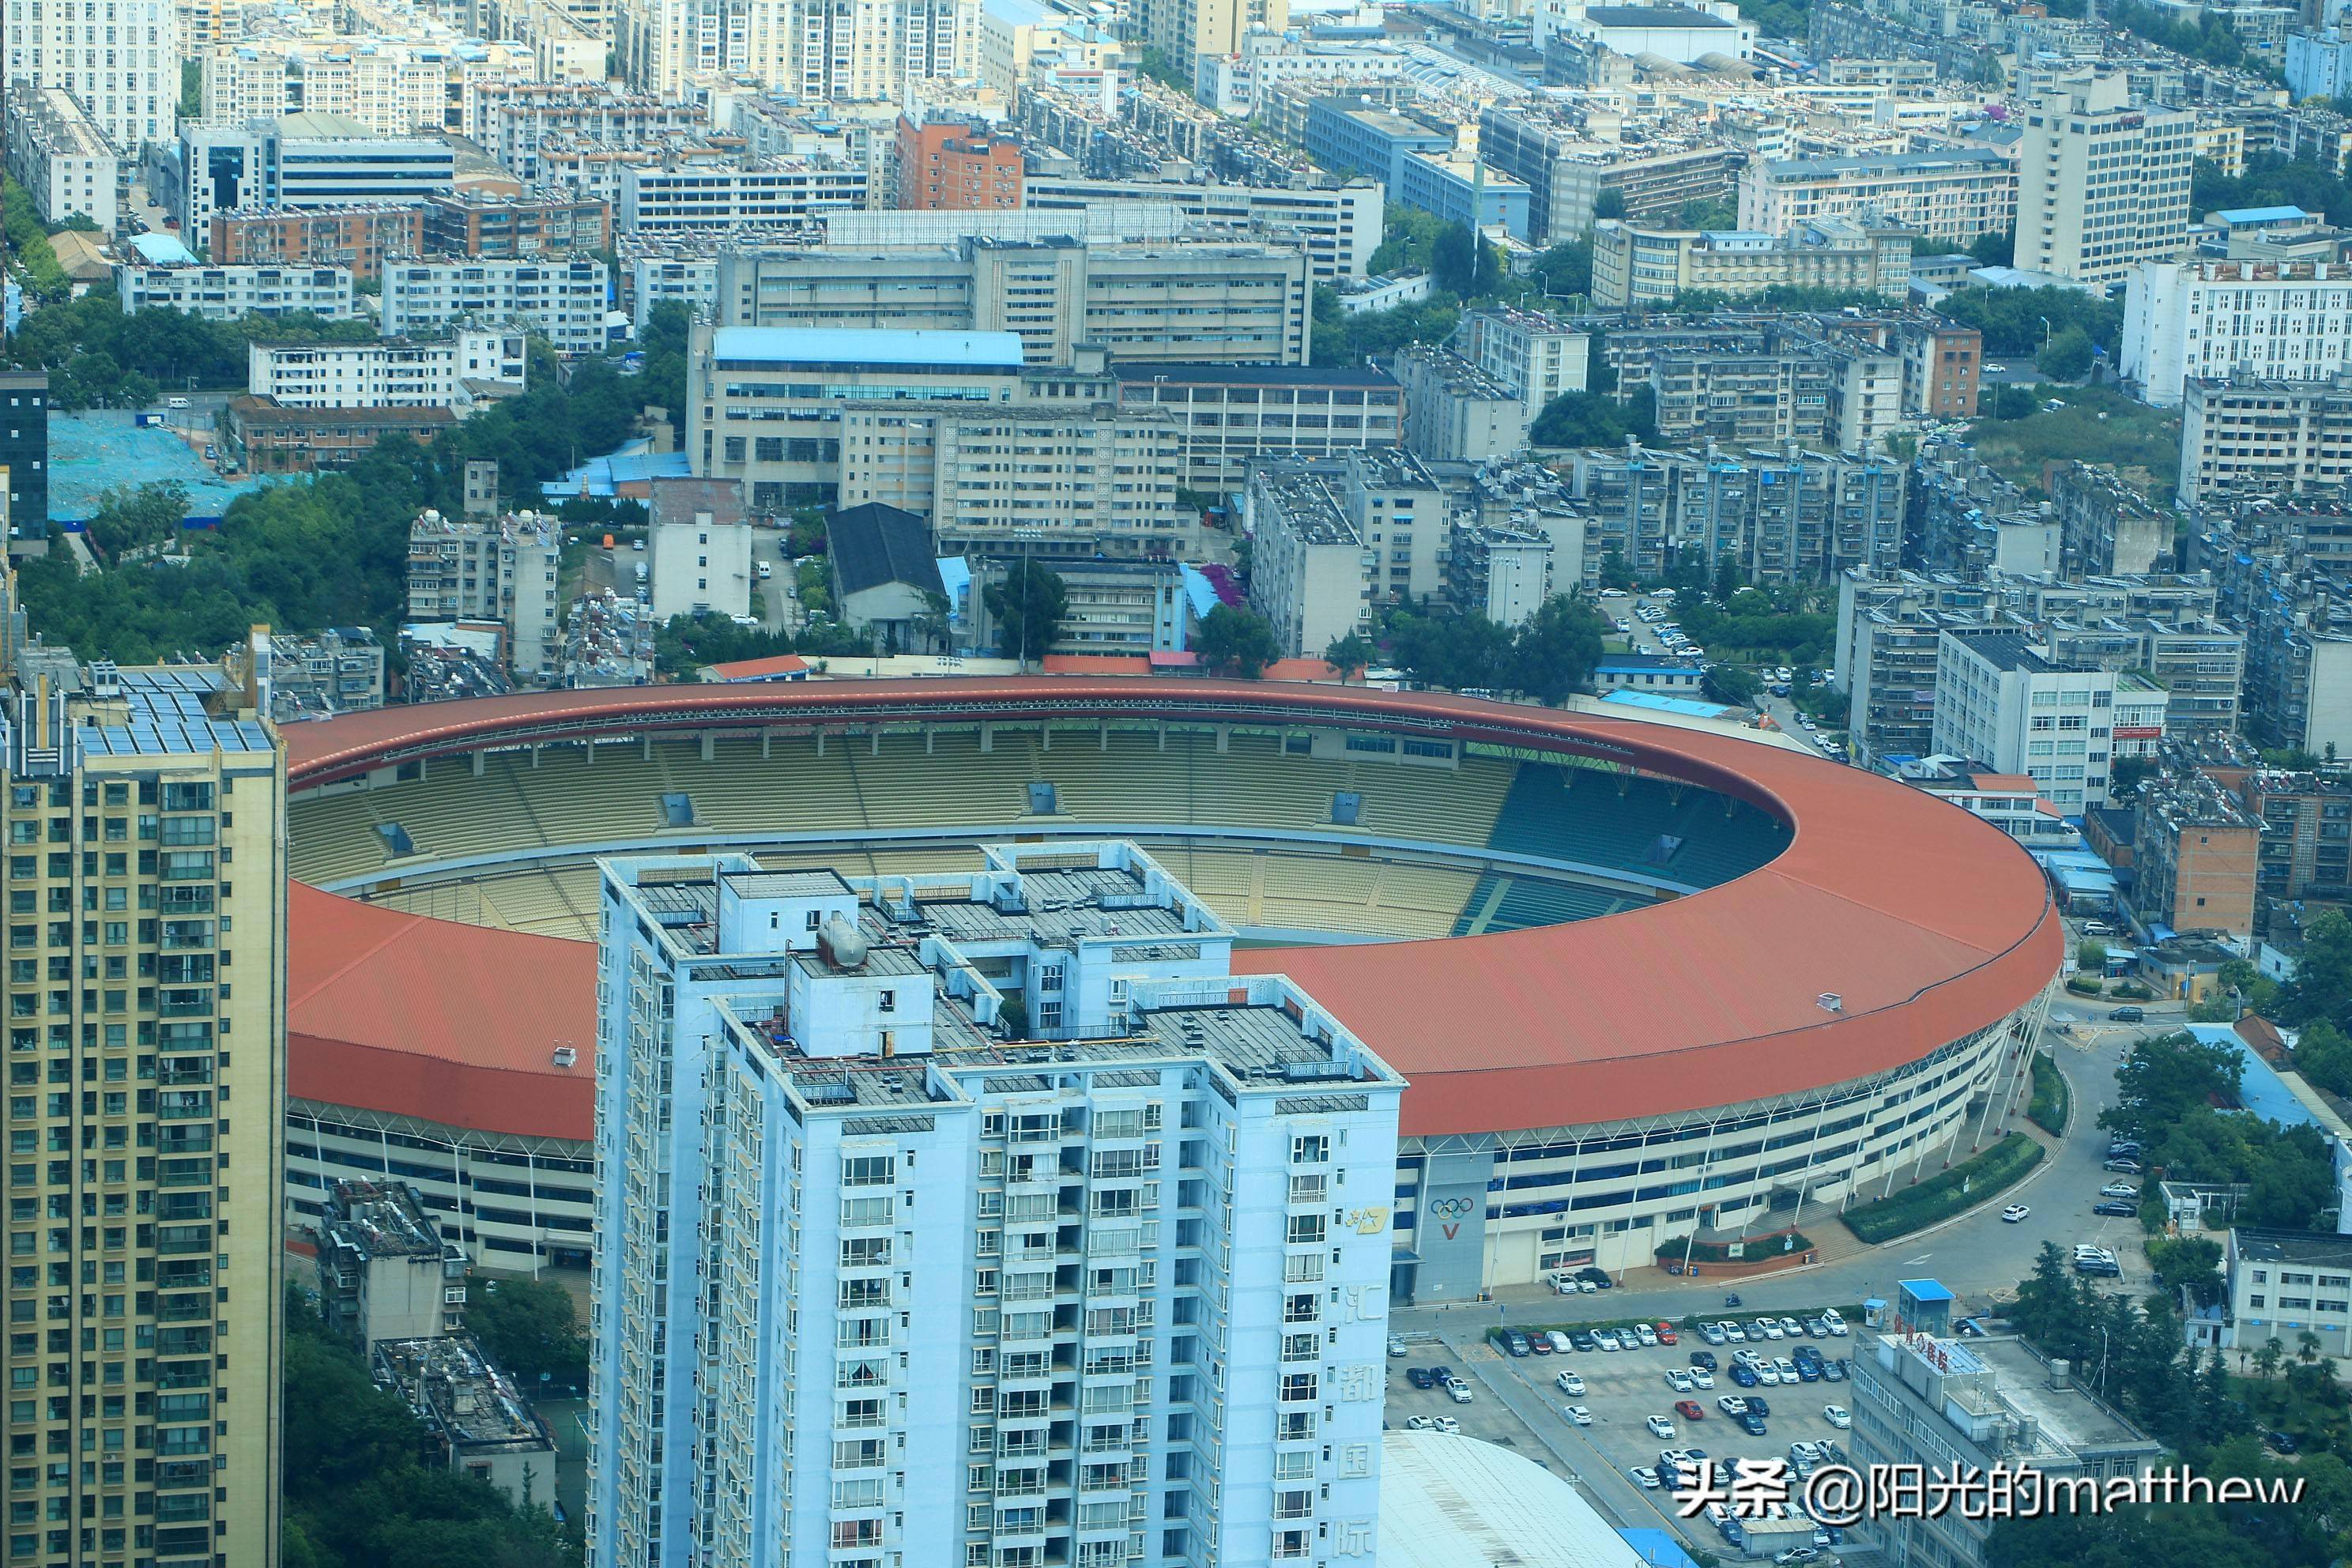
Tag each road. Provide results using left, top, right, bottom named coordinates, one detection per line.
left=752, top=530, right=800, bottom=635
left=1393, top=1007, right=2162, bottom=1336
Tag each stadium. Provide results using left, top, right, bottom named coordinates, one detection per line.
left=281, top=677, right=2062, bottom=1302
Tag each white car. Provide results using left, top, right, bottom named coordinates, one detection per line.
left=1778, top=1317, right=1805, bottom=1340
left=1761, top=1321, right=1785, bottom=1340
left=1386, top=1335, right=1408, bottom=1358
left=1721, top=1322, right=1747, bottom=1343
left=1774, top=1357, right=1800, bottom=1381
left=1546, top=1331, right=1573, bottom=1354
left=756, top=560, right=774, bottom=579
left=1432, top=1416, right=1461, bottom=1434
left=1824, top=1404, right=1852, bottom=1429
left=1634, top=1325, right=1660, bottom=1348
left=1565, top=1404, right=1592, bottom=1426
left=2101, top=1182, right=2138, bottom=1200
left=2002, top=1204, right=2031, bottom=1223
left=1755, top=1364, right=1782, bottom=1385
left=1630, top=1467, right=1661, bottom=1490
left=1646, top=1415, right=1676, bottom=1438
left=1405, top=1415, right=1437, bottom=1430
left=1667, top=1370, right=1694, bottom=1393
left=1446, top=1380, right=1473, bottom=1404
left=1689, top=1367, right=1715, bottom=1389
left=1718, top=1396, right=1750, bottom=1416
left=1985, top=363, right=2007, bottom=374
left=1556, top=1371, right=1586, bottom=1395
left=1825, top=1317, right=1849, bottom=1338
left=1702, top=1322, right=1727, bottom=1345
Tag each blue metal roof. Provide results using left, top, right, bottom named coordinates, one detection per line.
left=2213, top=205, right=2309, bottom=224
left=708, top=326, right=1026, bottom=368
left=127, top=233, right=199, bottom=266
left=1897, top=1279, right=1954, bottom=1302
left=1600, top=692, right=1732, bottom=718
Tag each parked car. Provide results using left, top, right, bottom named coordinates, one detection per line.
left=1747, top=1396, right=1771, bottom=1416
left=1647, top=1415, right=1677, bottom=1438
left=1702, top=1321, right=1728, bottom=1345
left=1406, top=1366, right=1434, bottom=1389
left=1570, top=1332, right=1598, bottom=1352
left=2104, top=1157, right=2144, bottom=1173
left=1404, top=1415, right=1437, bottom=1430
left=2002, top=1204, right=2031, bottom=1223
left=1655, top=1321, right=1679, bottom=1345
left=1428, top=1365, right=1455, bottom=1385
left=1821, top=1359, right=1846, bottom=1381
left=1596, top=1329, right=1623, bottom=1352
left=1630, top=1467, right=1661, bottom=1489
left=1504, top=1331, right=1532, bottom=1357
left=1739, top=1412, right=1769, bottom=1436
left=1387, top=1335, right=1408, bottom=1358
left=1675, top=1399, right=1707, bottom=1421
left=1690, top=1351, right=1718, bottom=1371
left=2093, top=1200, right=2138, bottom=1217
left=1556, top=1370, right=1586, bottom=1395
left=1546, top=1331, right=1573, bottom=1354
left=1824, top=1404, right=1852, bottom=1429
left=1689, top=1367, right=1715, bottom=1389
left=1777, top=1317, right=1804, bottom=1339
left=1718, top=1396, right=1751, bottom=1416
left=1446, top=1379, right=1473, bottom=1404
left=2109, top=1006, right=2145, bottom=1023
left=1667, top=1370, right=1694, bottom=1393
left=2101, top=1182, right=2138, bottom=1199
left=1565, top=1404, right=1592, bottom=1425
left=1528, top=1332, right=1552, bottom=1355
left=1633, top=1324, right=1660, bottom=1348
left=1730, top=1363, right=1760, bottom=1388
left=1721, top=1321, right=1747, bottom=1343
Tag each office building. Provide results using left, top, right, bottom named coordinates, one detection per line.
left=2017, top=79, right=2194, bottom=288
left=117, top=259, right=357, bottom=320
left=208, top=204, right=424, bottom=280
left=3, top=0, right=175, bottom=153
left=2124, top=259, right=2352, bottom=406
left=0, top=618, right=286, bottom=1568
left=614, top=161, right=871, bottom=231
left=964, top=556, right=1193, bottom=655
left=1591, top=217, right=1912, bottom=308
left=406, top=508, right=563, bottom=679
left=315, top=1179, right=468, bottom=1349
left=422, top=190, right=611, bottom=259
left=178, top=116, right=457, bottom=236
left=896, top=115, right=1022, bottom=209
left=381, top=258, right=611, bottom=356
left=0, top=371, right=51, bottom=543
left=2132, top=771, right=2260, bottom=937
left=2179, top=373, right=2352, bottom=507
left=1737, top=149, right=2018, bottom=248
left=2200, top=1229, right=2352, bottom=1357
left=647, top=477, right=754, bottom=621
left=1932, top=628, right=2123, bottom=812
left=248, top=330, right=526, bottom=410
left=1113, top=363, right=1404, bottom=489
left=1020, top=173, right=1381, bottom=281
left=1390, top=345, right=1531, bottom=463
left=1849, top=1290, right=2159, bottom=1568
left=718, top=237, right=1314, bottom=367
left=3, top=87, right=122, bottom=233
left=1302, top=99, right=1453, bottom=192
left=1395, top=153, right=1532, bottom=241
left=585, top=842, right=1403, bottom=1568
left=374, top=1334, right=556, bottom=1507
left=612, top=0, right=978, bottom=103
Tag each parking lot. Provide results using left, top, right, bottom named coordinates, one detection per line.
left=1389, top=1312, right=1860, bottom=1563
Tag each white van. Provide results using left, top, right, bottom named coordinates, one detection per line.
left=634, top=561, right=648, bottom=584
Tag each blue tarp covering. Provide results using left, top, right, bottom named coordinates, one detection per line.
left=541, top=439, right=693, bottom=499
left=47, top=412, right=280, bottom=524
left=1619, top=1528, right=1701, bottom=1568
left=1599, top=691, right=1737, bottom=718
left=2188, top=1023, right=2313, bottom=1129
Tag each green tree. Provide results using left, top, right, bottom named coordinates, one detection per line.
left=1592, top=189, right=1627, bottom=223
left=1323, top=631, right=1374, bottom=679
left=2077, top=939, right=2110, bottom=974
left=1703, top=663, right=1762, bottom=706
left=2146, top=1235, right=2226, bottom=1304
left=179, top=59, right=202, bottom=119
left=1599, top=550, right=1636, bottom=590
left=1531, top=386, right=1657, bottom=447
left=1967, top=230, right=2017, bottom=266
left=2039, top=324, right=2096, bottom=380
left=2286, top=909, right=2352, bottom=1027
left=984, top=562, right=1067, bottom=665
left=1510, top=594, right=1608, bottom=705
left=1712, top=552, right=1745, bottom=605
left=1193, top=604, right=1282, bottom=677
left=86, top=481, right=190, bottom=562
left=465, top=1275, right=590, bottom=1396
left=636, top=299, right=692, bottom=432
left=2295, top=1019, right=2352, bottom=1097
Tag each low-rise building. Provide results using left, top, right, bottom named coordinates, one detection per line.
left=895, top=115, right=1022, bottom=210
left=967, top=556, right=1193, bottom=657
left=1904, top=764, right=2082, bottom=847
left=2181, top=373, right=2352, bottom=507
left=1390, top=344, right=1532, bottom=463
left=315, top=1179, right=467, bottom=1349
left=4, top=86, right=120, bottom=232
left=614, top=160, right=870, bottom=231
left=249, top=330, right=527, bottom=411
left=2133, top=769, right=2261, bottom=937
left=118, top=260, right=357, bottom=320
left=372, top=1334, right=557, bottom=1508
left=1848, top=1303, right=2161, bottom=1568
left=1738, top=149, right=2019, bottom=247
left=827, top=502, right=948, bottom=648
left=1591, top=217, right=1913, bottom=308
left=406, top=507, right=564, bottom=679
left=1592, top=652, right=1705, bottom=697
left=223, top=399, right=458, bottom=473
left=207, top=204, right=426, bottom=281
left=255, top=626, right=386, bottom=720
left=647, top=476, right=752, bottom=621
left=2202, top=1228, right=2352, bottom=1356
left=381, top=258, right=610, bottom=356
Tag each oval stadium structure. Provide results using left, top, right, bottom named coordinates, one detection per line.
left=281, top=677, right=2061, bottom=1300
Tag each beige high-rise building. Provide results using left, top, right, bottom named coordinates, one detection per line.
left=2017, top=77, right=2193, bottom=288
left=612, top=0, right=978, bottom=103
left=1134, top=0, right=1287, bottom=69
left=0, top=606, right=285, bottom=1568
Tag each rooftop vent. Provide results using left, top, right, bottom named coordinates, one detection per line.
left=552, top=1046, right=578, bottom=1069
left=1818, top=993, right=1844, bottom=1012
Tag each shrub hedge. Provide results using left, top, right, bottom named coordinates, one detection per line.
left=2027, top=1053, right=2070, bottom=1136
left=1841, top=1133, right=2044, bottom=1244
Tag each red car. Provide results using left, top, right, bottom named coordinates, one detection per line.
left=1673, top=1400, right=1706, bottom=1421
left=1655, top=1321, right=1679, bottom=1346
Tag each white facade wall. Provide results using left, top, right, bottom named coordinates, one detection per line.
left=2289, top=27, right=2352, bottom=100
left=118, top=262, right=356, bottom=318
left=2123, top=260, right=2352, bottom=406
left=628, top=255, right=718, bottom=328
left=2016, top=81, right=2194, bottom=288
left=612, top=0, right=978, bottom=103
left=1932, top=633, right=2123, bottom=811
left=4, top=87, right=122, bottom=231
left=649, top=510, right=753, bottom=618
left=382, top=258, right=612, bottom=354
left=249, top=329, right=526, bottom=408
left=616, top=164, right=871, bottom=231
left=3, top=0, right=175, bottom=153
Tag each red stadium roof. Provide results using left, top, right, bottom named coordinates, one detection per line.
left=283, top=678, right=2060, bottom=1141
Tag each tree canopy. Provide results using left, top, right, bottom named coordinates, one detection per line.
left=983, top=562, right=1067, bottom=664
left=1383, top=596, right=1609, bottom=703
left=1531, top=386, right=1658, bottom=448
left=1932, top=285, right=2124, bottom=358
left=1193, top=604, right=1282, bottom=677
left=466, top=1276, right=590, bottom=1397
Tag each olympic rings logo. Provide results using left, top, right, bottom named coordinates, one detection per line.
left=1423, top=1197, right=1479, bottom=1219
